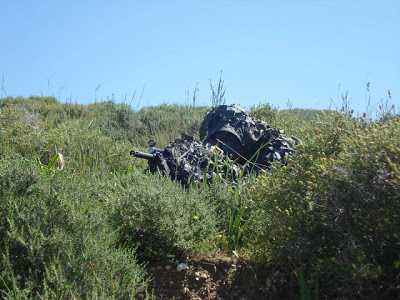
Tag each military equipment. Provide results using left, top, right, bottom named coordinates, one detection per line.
left=130, top=150, right=156, bottom=161
left=131, top=137, right=241, bottom=186
left=200, top=104, right=299, bottom=169
left=129, top=139, right=165, bottom=162
left=130, top=104, right=299, bottom=185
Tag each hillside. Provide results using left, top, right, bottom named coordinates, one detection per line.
left=0, top=96, right=399, bottom=299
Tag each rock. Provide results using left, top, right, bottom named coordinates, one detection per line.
left=177, top=263, right=189, bottom=271
left=194, top=271, right=208, bottom=279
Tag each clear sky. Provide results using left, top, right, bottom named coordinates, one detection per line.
left=0, top=1, right=398, bottom=112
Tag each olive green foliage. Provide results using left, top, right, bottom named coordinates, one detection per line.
left=0, top=96, right=399, bottom=299
left=106, top=172, right=221, bottom=259
left=247, top=109, right=400, bottom=298
left=0, top=96, right=211, bottom=297
left=136, top=104, right=208, bottom=146
left=0, top=155, right=150, bottom=299
left=0, top=97, right=207, bottom=172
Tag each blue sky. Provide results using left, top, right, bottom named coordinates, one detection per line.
left=0, top=1, right=398, bottom=112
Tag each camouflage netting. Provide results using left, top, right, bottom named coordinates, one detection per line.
left=200, top=104, right=300, bottom=169
left=146, top=135, right=241, bottom=186
left=132, top=104, right=300, bottom=185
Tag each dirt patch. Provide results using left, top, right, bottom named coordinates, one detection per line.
left=143, top=254, right=262, bottom=300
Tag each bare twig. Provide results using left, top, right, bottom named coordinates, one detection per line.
left=1, top=74, right=7, bottom=97
left=95, top=83, right=102, bottom=103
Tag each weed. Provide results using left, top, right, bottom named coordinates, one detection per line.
left=210, top=71, right=226, bottom=107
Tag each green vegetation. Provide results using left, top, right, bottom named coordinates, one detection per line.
left=0, top=96, right=398, bottom=299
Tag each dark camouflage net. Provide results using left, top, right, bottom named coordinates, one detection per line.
left=200, top=104, right=299, bottom=169
left=132, top=104, right=299, bottom=185
left=147, top=135, right=241, bottom=186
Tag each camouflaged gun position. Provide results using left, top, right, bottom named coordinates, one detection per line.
left=130, top=104, right=300, bottom=185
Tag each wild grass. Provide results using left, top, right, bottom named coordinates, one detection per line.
left=0, top=95, right=398, bottom=299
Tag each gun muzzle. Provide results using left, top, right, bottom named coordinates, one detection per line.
left=130, top=150, right=156, bottom=160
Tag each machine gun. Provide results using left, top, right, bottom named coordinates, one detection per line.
left=130, top=135, right=243, bottom=186
left=130, top=139, right=163, bottom=160
left=130, top=140, right=171, bottom=175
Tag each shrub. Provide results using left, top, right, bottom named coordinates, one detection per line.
left=136, top=104, right=208, bottom=146
left=0, top=155, right=150, bottom=299
left=247, top=112, right=400, bottom=298
left=106, top=172, right=220, bottom=259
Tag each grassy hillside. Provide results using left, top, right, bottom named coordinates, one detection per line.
left=0, top=96, right=399, bottom=299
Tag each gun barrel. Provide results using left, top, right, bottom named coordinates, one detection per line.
left=149, top=147, right=164, bottom=153
left=130, top=150, right=156, bottom=160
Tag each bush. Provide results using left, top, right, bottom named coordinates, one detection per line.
left=136, top=104, right=208, bottom=146
left=86, top=101, right=139, bottom=143
left=0, top=155, right=150, bottom=299
left=106, top=172, right=220, bottom=259
left=247, top=113, right=400, bottom=298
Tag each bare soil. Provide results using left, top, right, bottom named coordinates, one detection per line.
left=142, top=254, right=263, bottom=300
